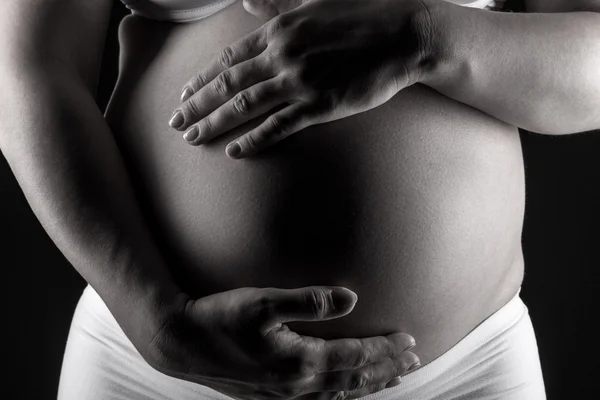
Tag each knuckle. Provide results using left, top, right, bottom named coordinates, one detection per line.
left=200, top=115, right=213, bottom=134
left=349, top=370, right=371, bottom=391
left=295, top=353, right=317, bottom=378
left=268, top=14, right=293, bottom=36
left=218, top=46, right=236, bottom=69
left=297, top=78, right=320, bottom=101
left=326, top=348, right=345, bottom=370
left=352, top=341, right=370, bottom=369
left=263, top=44, right=287, bottom=69
left=214, top=71, right=234, bottom=96
left=253, top=289, right=275, bottom=323
left=383, top=337, right=396, bottom=358
left=279, top=73, right=295, bottom=92
left=305, top=288, right=330, bottom=320
left=256, top=288, right=273, bottom=309
left=244, top=132, right=259, bottom=151
left=332, top=390, right=348, bottom=400
left=186, top=98, right=202, bottom=118
left=269, top=115, right=291, bottom=137
left=194, top=73, right=208, bottom=89
left=232, top=91, right=251, bottom=115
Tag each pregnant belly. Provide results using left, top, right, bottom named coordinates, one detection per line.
left=105, top=1, right=525, bottom=367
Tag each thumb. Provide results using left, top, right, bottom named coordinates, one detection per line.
left=260, top=286, right=358, bottom=329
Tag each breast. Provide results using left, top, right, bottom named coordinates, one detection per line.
left=105, top=1, right=525, bottom=366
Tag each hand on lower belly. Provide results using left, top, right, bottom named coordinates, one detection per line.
left=146, top=285, right=420, bottom=399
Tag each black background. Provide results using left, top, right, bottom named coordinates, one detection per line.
left=2, top=1, right=598, bottom=398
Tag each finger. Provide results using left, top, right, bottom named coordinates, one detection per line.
left=402, top=359, right=421, bottom=375
left=184, top=77, right=292, bottom=146
left=259, top=287, right=358, bottom=332
left=172, top=57, right=275, bottom=132
left=225, top=101, right=319, bottom=159
left=302, top=352, right=419, bottom=399
left=309, top=332, right=416, bottom=374
left=180, top=28, right=268, bottom=102
left=385, top=376, right=402, bottom=388
left=308, top=357, right=397, bottom=393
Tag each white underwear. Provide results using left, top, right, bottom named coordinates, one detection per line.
left=58, top=285, right=546, bottom=399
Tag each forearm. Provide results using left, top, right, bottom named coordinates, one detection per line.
left=0, top=65, right=183, bottom=349
left=418, top=1, right=600, bottom=135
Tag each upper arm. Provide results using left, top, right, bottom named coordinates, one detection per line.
left=525, top=0, right=600, bottom=12
left=0, top=0, right=114, bottom=92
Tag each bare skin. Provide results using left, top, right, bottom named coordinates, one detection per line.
left=105, top=0, right=525, bottom=372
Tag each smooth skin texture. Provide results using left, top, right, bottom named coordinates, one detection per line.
left=109, top=0, right=525, bottom=370
left=0, top=1, right=419, bottom=399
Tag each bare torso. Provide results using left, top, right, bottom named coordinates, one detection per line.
left=104, top=0, right=525, bottom=367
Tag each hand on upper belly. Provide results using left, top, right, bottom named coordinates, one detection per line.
left=166, top=0, right=429, bottom=160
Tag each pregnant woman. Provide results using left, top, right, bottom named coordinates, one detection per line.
left=2, top=0, right=599, bottom=399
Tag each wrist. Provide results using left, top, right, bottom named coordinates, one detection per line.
left=99, top=259, right=189, bottom=352
left=412, top=0, right=455, bottom=87
left=121, top=281, right=189, bottom=362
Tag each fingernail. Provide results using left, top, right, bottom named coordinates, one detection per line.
left=184, top=125, right=199, bottom=142
left=407, top=362, right=421, bottom=372
left=385, top=377, right=401, bottom=388
left=226, top=142, right=241, bottom=158
left=169, top=110, right=184, bottom=129
left=406, top=341, right=416, bottom=350
left=331, top=287, right=358, bottom=311
left=181, top=86, right=194, bottom=102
